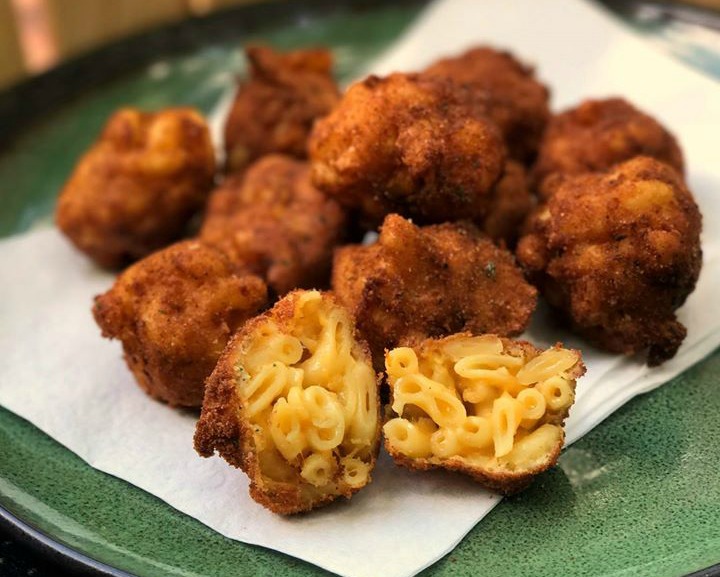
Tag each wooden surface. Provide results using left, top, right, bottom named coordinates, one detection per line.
left=0, top=0, right=25, bottom=88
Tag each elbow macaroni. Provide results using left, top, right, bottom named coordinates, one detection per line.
left=237, top=291, right=378, bottom=492
left=384, top=336, right=580, bottom=468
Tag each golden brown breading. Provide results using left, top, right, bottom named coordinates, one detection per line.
left=383, top=334, right=584, bottom=494
left=517, top=157, right=702, bottom=365
left=224, top=45, right=340, bottom=173
left=194, top=290, right=381, bottom=514
left=332, top=214, right=537, bottom=369
left=422, top=46, right=551, bottom=163
left=480, top=160, right=534, bottom=246
left=56, top=107, right=215, bottom=269
left=309, top=73, right=507, bottom=227
left=200, top=155, right=347, bottom=296
left=93, top=240, right=268, bottom=407
left=532, top=97, right=684, bottom=198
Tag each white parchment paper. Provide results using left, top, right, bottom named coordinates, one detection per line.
left=2, top=1, right=720, bottom=576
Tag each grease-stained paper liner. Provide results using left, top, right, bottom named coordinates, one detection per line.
left=1, top=1, right=719, bottom=576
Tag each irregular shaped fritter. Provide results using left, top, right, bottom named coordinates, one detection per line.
left=200, top=155, right=347, bottom=295
left=422, top=46, right=551, bottom=163
left=195, top=290, right=381, bottom=514
left=517, top=157, right=702, bottom=365
left=56, top=107, right=215, bottom=268
left=93, top=240, right=268, bottom=407
left=309, top=73, right=507, bottom=226
left=384, top=334, right=584, bottom=494
left=332, top=214, right=537, bottom=368
left=224, top=45, right=340, bottom=173
left=532, top=97, right=684, bottom=198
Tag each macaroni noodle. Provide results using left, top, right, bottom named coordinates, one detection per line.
left=383, top=335, right=582, bottom=475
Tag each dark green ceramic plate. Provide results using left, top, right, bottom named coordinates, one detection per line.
left=1, top=2, right=720, bottom=576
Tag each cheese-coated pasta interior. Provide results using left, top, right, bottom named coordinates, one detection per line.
left=236, top=291, right=377, bottom=493
left=384, top=336, right=580, bottom=471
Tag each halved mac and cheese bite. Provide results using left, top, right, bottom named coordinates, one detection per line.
left=195, top=290, right=381, bottom=514
left=383, top=334, right=584, bottom=494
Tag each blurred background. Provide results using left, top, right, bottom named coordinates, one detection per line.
left=1, top=0, right=720, bottom=90
left=0, top=0, right=269, bottom=89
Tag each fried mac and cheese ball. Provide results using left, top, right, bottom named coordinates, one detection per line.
left=200, top=155, right=347, bottom=295
left=532, top=98, right=684, bottom=198
left=56, top=107, right=215, bottom=268
left=517, top=157, right=702, bottom=365
left=309, top=73, right=506, bottom=226
left=194, top=290, right=381, bottom=514
left=332, top=215, right=537, bottom=368
left=422, top=46, right=551, bottom=163
left=93, top=240, right=268, bottom=407
left=384, top=334, right=584, bottom=494
left=224, top=45, right=340, bottom=173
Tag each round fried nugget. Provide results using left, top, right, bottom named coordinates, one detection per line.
left=309, top=73, right=506, bottom=226
left=532, top=98, right=684, bottom=198
left=224, top=45, right=340, bottom=173
left=93, top=240, right=268, bottom=407
left=332, top=214, right=537, bottom=369
left=56, top=107, right=215, bottom=268
left=422, top=46, right=551, bottom=163
left=517, top=157, right=702, bottom=365
left=194, top=290, right=381, bottom=514
left=200, top=155, right=347, bottom=295
left=384, top=334, right=584, bottom=494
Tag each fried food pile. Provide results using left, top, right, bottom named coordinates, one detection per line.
left=195, top=290, right=380, bottom=514
left=93, top=241, right=268, bottom=407
left=421, top=46, right=551, bottom=163
left=200, top=154, right=347, bottom=295
left=517, top=157, right=702, bottom=365
left=53, top=40, right=703, bottom=514
left=224, top=45, right=340, bottom=173
left=384, top=335, right=584, bottom=494
left=56, top=108, right=215, bottom=268
left=333, top=214, right=537, bottom=368
left=532, top=97, right=684, bottom=198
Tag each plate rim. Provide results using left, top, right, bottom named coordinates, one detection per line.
left=2, top=0, right=720, bottom=575
left=0, top=503, right=135, bottom=577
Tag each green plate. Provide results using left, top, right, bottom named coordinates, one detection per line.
left=1, top=2, right=720, bottom=576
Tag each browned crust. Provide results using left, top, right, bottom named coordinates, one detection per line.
left=56, top=107, right=215, bottom=269
left=422, top=45, right=551, bottom=164
left=223, top=45, right=340, bottom=173
left=517, top=156, right=702, bottom=365
left=383, top=333, right=585, bottom=495
left=332, top=214, right=537, bottom=369
left=308, top=72, right=507, bottom=226
left=200, top=155, right=347, bottom=296
left=532, top=97, right=685, bottom=197
left=194, top=290, right=382, bottom=515
left=93, top=240, right=268, bottom=407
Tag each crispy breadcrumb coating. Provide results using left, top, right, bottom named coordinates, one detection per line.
left=194, top=290, right=381, bottom=514
left=332, top=214, right=537, bottom=368
left=56, top=107, right=215, bottom=268
left=200, top=155, right=347, bottom=295
left=480, top=160, right=533, bottom=246
left=93, top=240, right=268, bottom=407
left=517, top=157, right=701, bottom=365
left=422, top=45, right=551, bottom=163
left=309, top=73, right=507, bottom=227
left=532, top=98, right=684, bottom=198
left=224, top=45, right=340, bottom=173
